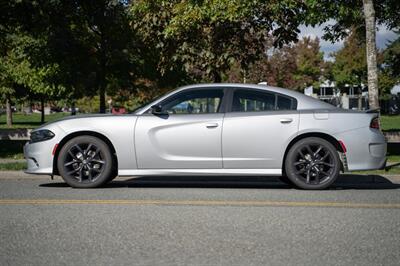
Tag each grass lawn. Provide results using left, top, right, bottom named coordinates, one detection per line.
left=0, top=112, right=69, bottom=129
left=0, top=161, right=26, bottom=171
left=380, top=115, right=400, bottom=131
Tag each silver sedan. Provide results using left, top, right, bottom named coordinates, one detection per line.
left=24, top=83, right=387, bottom=189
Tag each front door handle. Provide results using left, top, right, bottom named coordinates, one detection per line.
left=280, top=118, right=293, bottom=124
left=206, top=123, right=219, bottom=128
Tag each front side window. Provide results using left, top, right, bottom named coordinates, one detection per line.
left=161, top=89, right=224, bottom=114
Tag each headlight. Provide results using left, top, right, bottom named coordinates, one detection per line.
left=29, top=129, right=55, bottom=143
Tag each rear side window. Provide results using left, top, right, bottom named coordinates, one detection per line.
left=231, top=89, right=296, bottom=112
left=232, top=90, right=275, bottom=112
left=277, top=95, right=293, bottom=110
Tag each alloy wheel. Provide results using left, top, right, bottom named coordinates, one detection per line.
left=293, top=143, right=335, bottom=185
left=63, top=143, right=106, bottom=183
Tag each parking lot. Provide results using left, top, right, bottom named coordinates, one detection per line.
left=1, top=174, right=400, bottom=265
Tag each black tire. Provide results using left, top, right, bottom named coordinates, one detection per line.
left=57, top=136, right=114, bottom=188
left=285, top=137, right=340, bottom=190
left=278, top=176, right=294, bottom=186
left=107, top=164, right=118, bottom=182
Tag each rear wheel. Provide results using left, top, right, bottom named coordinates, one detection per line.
left=278, top=176, right=294, bottom=186
left=57, top=136, right=114, bottom=188
left=285, top=137, right=340, bottom=190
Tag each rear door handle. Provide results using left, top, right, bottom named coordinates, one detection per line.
left=280, top=118, right=293, bottom=124
left=206, top=123, right=219, bottom=128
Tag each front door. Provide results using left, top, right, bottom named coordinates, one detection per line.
left=135, top=88, right=225, bottom=169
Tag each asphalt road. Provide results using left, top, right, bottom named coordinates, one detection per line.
left=1, top=174, right=400, bottom=266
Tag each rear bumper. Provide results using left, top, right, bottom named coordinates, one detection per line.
left=335, top=127, right=387, bottom=171
left=379, top=159, right=387, bottom=170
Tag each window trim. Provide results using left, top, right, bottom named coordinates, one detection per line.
left=226, top=87, right=298, bottom=113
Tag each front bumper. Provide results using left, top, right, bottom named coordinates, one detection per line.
left=24, top=125, right=65, bottom=175
left=24, top=140, right=55, bottom=175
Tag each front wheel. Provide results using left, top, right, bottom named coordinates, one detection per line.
left=285, top=137, right=340, bottom=190
left=57, top=136, right=114, bottom=188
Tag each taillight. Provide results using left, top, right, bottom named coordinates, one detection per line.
left=370, top=117, right=380, bottom=130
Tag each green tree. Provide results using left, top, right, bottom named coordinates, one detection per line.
left=379, top=36, right=400, bottom=94
left=244, top=37, right=324, bottom=90
left=10, top=0, right=140, bottom=114
left=331, top=31, right=367, bottom=88
left=0, top=31, right=65, bottom=125
left=37, top=0, right=138, bottom=113
left=130, top=0, right=306, bottom=83
left=1, top=1, right=67, bottom=125
left=304, top=0, right=400, bottom=109
left=383, top=37, right=400, bottom=79
left=293, top=37, right=325, bottom=90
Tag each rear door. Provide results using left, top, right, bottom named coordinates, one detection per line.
left=222, top=88, right=299, bottom=169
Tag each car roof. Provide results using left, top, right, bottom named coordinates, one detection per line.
left=181, top=83, right=301, bottom=97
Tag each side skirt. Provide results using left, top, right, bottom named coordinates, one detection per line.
left=118, top=169, right=282, bottom=176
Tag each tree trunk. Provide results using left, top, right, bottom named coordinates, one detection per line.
left=363, top=0, right=379, bottom=110
left=6, top=96, right=13, bottom=127
left=40, top=96, right=45, bottom=124
left=212, top=70, right=222, bottom=83
left=98, top=12, right=107, bottom=114
left=71, top=101, right=76, bottom=115
left=28, top=100, right=32, bottom=114
left=99, top=85, right=106, bottom=113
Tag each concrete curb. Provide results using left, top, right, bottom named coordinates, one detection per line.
left=385, top=131, right=400, bottom=143
left=0, top=159, right=26, bottom=164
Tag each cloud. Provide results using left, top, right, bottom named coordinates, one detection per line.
left=376, top=27, right=398, bottom=49
left=298, top=21, right=399, bottom=61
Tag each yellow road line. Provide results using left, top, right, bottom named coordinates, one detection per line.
left=0, top=199, right=400, bottom=209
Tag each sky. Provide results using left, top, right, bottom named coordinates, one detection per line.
left=298, top=21, right=399, bottom=61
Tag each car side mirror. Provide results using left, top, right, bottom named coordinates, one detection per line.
left=150, top=105, right=166, bottom=115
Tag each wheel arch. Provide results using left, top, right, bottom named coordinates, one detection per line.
left=282, top=132, right=345, bottom=175
left=53, top=131, right=118, bottom=176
